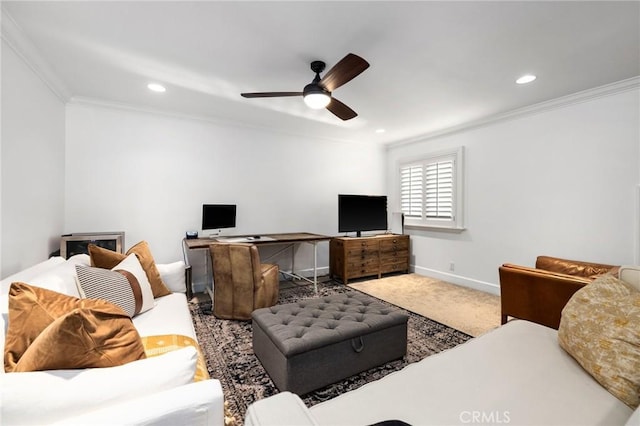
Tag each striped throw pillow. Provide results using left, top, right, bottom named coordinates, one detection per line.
left=76, top=253, right=154, bottom=317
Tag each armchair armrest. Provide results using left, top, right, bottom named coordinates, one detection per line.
left=244, top=391, right=318, bottom=426
left=498, top=264, right=592, bottom=329
left=535, top=256, right=617, bottom=278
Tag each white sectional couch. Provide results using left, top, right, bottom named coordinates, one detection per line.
left=1, top=254, right=224, bottom=426
left=245, top=267, right=640, bottom=426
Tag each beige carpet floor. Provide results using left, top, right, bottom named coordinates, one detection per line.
left=349, top=273, right=501, bottom=337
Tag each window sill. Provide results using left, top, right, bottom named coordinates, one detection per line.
left=405, top=224, right=466, bottom=233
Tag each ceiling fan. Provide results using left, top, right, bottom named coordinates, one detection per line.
left=241, top=53, right=370, bottom=121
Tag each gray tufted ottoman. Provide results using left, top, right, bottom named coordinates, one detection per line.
left=251, top=292, right=408, bottom=395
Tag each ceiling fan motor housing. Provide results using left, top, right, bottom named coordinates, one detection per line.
left=303, top=82, right=330, bottom=97
left=310, top=60, right=326, bottom=74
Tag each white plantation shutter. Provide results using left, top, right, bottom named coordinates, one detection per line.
left=400, top=165, right=423, bottom=218
left=425, top=160, right=453, bottom=219
left=399, top=147, right=464, bottom=230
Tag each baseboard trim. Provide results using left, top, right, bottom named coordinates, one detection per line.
left=412, top=265, right=500, bottom=296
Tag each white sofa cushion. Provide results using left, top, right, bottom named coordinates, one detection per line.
left=51, top=379, right=224, bottom=426
left=308, top=320, right=633, bottom=426
left=0, top=257, right=66, bottom=291
left=1, top=346, right=198, bottom=425
left=22, top=254, right=90, bottom=298
left=133, top=292, right=196, bottom=339
left=156, top=261, right=187, bottom=293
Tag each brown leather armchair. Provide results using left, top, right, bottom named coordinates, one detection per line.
left=499, top=256, right=617, bottom=329
left=209, top=242, right=279, bottom=320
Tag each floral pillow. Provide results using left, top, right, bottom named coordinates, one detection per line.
left=558, top=274, right=640, bottom=408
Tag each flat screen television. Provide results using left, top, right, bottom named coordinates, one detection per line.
left=338, top=194, right=388, bottom=237
left=202, top=204, right=237, bottom=231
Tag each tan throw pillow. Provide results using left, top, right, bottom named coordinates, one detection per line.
left=14, top=304, right=146, bottom=372
left=126, top=241, right=171, bottom=298
left=76, top=253, right=155, bottom=317
left=89, top=241, right=172, bottom=298
left=558, top=274, right=640, bottom=408
left=4, top=282, right=125, bottom=372
left=88, top=244, right=125, bottom=269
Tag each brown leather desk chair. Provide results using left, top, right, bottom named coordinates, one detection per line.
left=209, top=242, right=279, bottom=320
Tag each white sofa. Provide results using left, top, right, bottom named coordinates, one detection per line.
left=245, top=267, right=640, bottom=426
left=0, top=254, right=225, bottom=426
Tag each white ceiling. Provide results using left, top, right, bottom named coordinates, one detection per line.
left=3, top=1, right=639, bottom=145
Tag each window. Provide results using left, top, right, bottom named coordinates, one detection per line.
left=399, top=147, right=464, bottom=230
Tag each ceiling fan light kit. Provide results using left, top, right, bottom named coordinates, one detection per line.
left=303, top=89, right=331, bottom=109
left=241, top=53, right=369, bottom=120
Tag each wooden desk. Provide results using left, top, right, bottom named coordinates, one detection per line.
left=184, top=232, right=331, bottom=249
left=183, top=232, right=332, bottom=294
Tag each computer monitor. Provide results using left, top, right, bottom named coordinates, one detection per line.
left=202, top=204, right=237, bottom=232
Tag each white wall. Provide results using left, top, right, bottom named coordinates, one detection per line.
left=0, top=40, right=66, bottom=278
left=65, top=102, right=385, bottom=290
left=387, top=87, right=640, bottom=294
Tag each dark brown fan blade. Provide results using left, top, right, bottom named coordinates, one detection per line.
left=241, top=92, right=302, bottom=98
left=326, top=97, right=357, bottom=121
left=320, top=53, right=369, bottom=92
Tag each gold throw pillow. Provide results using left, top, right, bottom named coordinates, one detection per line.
left=14, top=305, right=145, bottom=372
left=89, top=241, right=172, bottom=298
left=4, top=282, right=128, bottom=372
left=558, top=274, right=640, bottom=408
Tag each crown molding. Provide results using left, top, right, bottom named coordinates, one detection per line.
left=386, top=76, right=640, bottom=150
left=1, top=7, right=71, bottom=102
left=67, top=96, right=370, bottom=146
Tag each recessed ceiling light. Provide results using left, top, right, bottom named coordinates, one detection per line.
left=147, top=83, right=166, bottom=92
left=516, top=74, right=537, bottom=85
left=375, top=129, right=386, bottom=133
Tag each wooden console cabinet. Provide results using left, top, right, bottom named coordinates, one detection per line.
left=330, top=234, right=410, bottom=284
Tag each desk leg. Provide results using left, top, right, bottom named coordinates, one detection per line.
left=313, top=241, right=318, bottom=293
left=291, top=243, right=296, bottom=282
left=204, top=248, right=214, bottom=301
left=260, top=240, right=321, bottom=294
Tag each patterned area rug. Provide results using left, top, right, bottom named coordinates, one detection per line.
left=190, top=280, right=471, bottom=424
